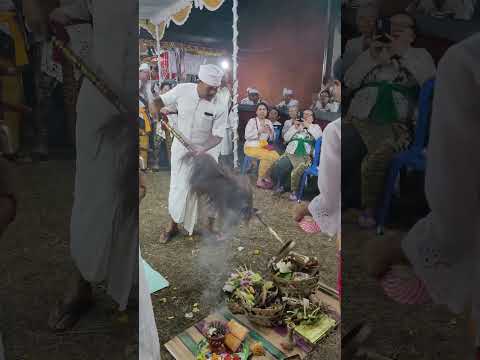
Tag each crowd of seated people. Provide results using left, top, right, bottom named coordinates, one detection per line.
left=341, top=6, right=436, bottom=228
left=241, top=80, right=342, bottom=229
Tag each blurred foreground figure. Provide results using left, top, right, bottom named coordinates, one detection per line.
left=370, top=33, right=480, bottom=357
left=0, top=157, right=16, bottom=239
left=47, top=0, right=139, bottom=331
left=139, top=169, right=161, bottom=360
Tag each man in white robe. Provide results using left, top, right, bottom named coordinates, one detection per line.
left=154, top=64, right=227, bottom=243
left=240, top=87, right=260, bottom=105
left=277, top=88, right=299, bottom=111
left=47, top=0, right=139, bottom=331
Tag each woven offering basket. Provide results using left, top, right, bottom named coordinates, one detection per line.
left=245, top=303, right=285, bottom=327
left=270, top=255, right=320, bottom=297
left=226, top=298, right=245, bottom=315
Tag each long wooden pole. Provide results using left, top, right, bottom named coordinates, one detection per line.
left=51, top=36, right=193, bottom=151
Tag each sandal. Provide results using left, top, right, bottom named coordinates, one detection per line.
left=299, top=216, right=321, bottom=234
left=256, top=179, right=273, bottom=189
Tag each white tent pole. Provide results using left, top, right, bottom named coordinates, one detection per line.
left=155, top=24, right=163, bottom=82
left=321, top=0, right=331, bottom=86
left=232, top=0, right=240, bottom=168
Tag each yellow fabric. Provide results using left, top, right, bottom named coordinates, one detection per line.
left=139, top=106, right=151, bottom=133
left=0, top=12, right=29, bottom=66
left=244, top=146, right=280, bottom=179
left=139, top=135, right=149, bottom=165
left=171, top=4, right=193, bottom=26
left=202, top=0, right=225, bottom=11
left=1, top=58, right=24, bottom=152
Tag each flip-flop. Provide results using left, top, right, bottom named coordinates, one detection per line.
left=298, top=217, right=321, bottom=234
left=48, top=298, right=95, bottom=332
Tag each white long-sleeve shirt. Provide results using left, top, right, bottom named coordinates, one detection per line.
left=284, top=123, right=322, bottom=155
left=308, top=118, right=341, bottom=237
left=244, top=117, right=274, bottom=148
left=282, top=119, right=294, bottom=139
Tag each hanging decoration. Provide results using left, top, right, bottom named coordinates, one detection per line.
left=142, top=0, right=226, bottom=26
left=197, top=0, right=225, bottom=11
left=170, top=2, right=193, bottom=26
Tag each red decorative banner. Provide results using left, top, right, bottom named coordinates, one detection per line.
left=159, top=51, right=170, bottom=80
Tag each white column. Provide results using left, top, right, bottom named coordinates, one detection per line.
left=232, top=0, right=240, bottom=168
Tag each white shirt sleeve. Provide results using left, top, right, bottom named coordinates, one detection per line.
left=402, top=48, right=437, bottom=86
left=266, top=120, right=275, bottom=141
left=244, top=118, right=259, bottom=141
left=160, top=84, right=181, bottom=108
left=284, top=124, right=299, bottom=142
left=212, top=107, right=227, bottom=138
left=282, top=120, right=292, bottom=138
left=306, top=124, right=323, bottom=139
left=344, top=50, right=377, bottom=90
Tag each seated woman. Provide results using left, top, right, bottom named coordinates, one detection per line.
left=270, top=109, right=322, bottom=200
left=243, top=102, right=280, bottom=189
left=281, top=105, right=300, bottom=140
left=343, top=12, right=435, bottom=227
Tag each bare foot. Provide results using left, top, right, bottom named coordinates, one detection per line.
left=48, top=274, right=94, bottom=332
left=160, top=223, right=179, bottom=244
left=365, top=232, right=408, bottom=278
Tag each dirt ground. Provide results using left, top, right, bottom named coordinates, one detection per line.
left=341, top=215, right=472, bottom=360
left=140, top=170, right=340, bottom=360
left=0, top=156, right=136, bottom=360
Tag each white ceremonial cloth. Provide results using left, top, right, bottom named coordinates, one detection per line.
left=308, top=118, right=341, bottom=237
left=139, top=252, right=161, bottom=360
left=160, top=83, right=227, bottom=235
left=69, top=0, right=139, bottom=310
left=402, top=34, right=480, bottom=344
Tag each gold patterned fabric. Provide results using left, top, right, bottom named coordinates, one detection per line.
left=171, top=3, right=192, bottom=25
left=202, top=0, right=225, bottom=11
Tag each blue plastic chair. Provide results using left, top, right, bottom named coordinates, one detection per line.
left=376, top=78, right=435, bottom=235
left=296, top=137, right=323, bottom=201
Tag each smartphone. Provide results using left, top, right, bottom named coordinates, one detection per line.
left=375, top=17, right=391, bottom=43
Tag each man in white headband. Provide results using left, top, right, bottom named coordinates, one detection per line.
left=153, top=64, right=227, bottom=243
left=277, top=88, right=299, bottom=110
left=240, top=87, right=260, bottom=105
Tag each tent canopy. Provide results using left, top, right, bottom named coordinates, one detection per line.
left=140, top=0, right=231, bottom=49
left=139, top=0, right=226, bottom=24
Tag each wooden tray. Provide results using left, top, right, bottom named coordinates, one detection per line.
left=164, top=286, right=339, bottom=360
